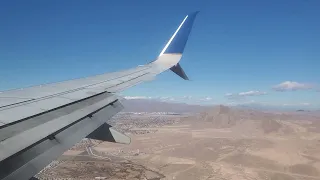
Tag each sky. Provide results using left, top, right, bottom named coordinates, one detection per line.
left=0, top=0, right=319, bottom=109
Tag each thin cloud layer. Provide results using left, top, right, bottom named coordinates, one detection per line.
left=123, top=95, right=214, bottom=103
left=160, top=96, right=214, bottom=102
left=239, top=91, right=267, bottom=96
left=225, top=90, right=267, bottom=98
left=124, top=96, right=152, bottom=100
left=273, top=81, right=313, bottom=91
left=225, top=90, right=267, bottom=103
left=201, top=97, right=213, bottom=101
left=283, top=102, right=311, bottom=106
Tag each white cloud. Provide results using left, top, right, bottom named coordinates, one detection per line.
left=225, top=90, right=267, bottom=98
left=123, top=95, right=214, bottom=104
left=273, top=81, right=313, bottom=91
left=200, top=97, right=213, bottom=101
left=182, top=96, right=193, bottom=99
left=301, top=102, right=311, bottom=106
left=159, top=95, right=213, bottom=102
left=226, top=100, right=256, bottom=106
left=123, top=96, right=152, bottom=100
left=239, top=91, right=267, bottom=96
left=159, top=97, right=171, bottom=100
left=225, top=94, right=246, bottom=101
left=169, top=98, right=175, bottom=101
left=283, top=102, right=311, bottom=106
left=166, top=96, right=214, bottom=102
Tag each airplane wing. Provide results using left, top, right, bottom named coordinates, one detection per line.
left=0, top=11, right=199, bottom=180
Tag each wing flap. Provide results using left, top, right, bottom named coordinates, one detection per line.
left=0, top=99, right=123, bottom=180
left=87, top=123, right=130, bottom=144
left=0, top=93, right=118, bottom=161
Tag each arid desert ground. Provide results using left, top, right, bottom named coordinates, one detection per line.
left=37, top=105, right=320, bottom=180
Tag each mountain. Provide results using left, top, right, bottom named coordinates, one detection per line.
left=189, top=105, right=320, bottom=134
left=197, top=105, right=282, bottom=130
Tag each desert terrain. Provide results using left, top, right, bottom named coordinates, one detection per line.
left=36, top=105, right=320, bottom=180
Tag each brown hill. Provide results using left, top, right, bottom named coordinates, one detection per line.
left=192, top=105, right=320, bottom=134
left=199, top=105, right=240, bottom=128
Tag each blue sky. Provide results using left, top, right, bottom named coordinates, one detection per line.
left=0, top=0, right=319, bottom=109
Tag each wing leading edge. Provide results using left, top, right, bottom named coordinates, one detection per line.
left=0, top=11, right=199, bottom=180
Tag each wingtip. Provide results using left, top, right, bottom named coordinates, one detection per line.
left=159, top=11, right=199, bottom=56
left=190, top=11, right=200, bottom=16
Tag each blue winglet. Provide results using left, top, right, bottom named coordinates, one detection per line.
left=159, top=11, right=199, bottom=56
